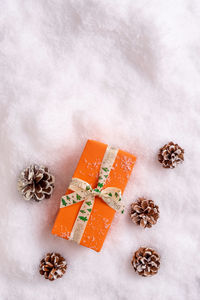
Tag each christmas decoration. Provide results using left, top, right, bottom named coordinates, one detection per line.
left=39, top=252, right=67, bottom=281
left=130, top=197, right=159, bottom=228
left=132, top=247, right=160, bottom=277
left=18, top=164, right=55, bottom=201
left=158, top=141, right=184, bottom=168
left=52, top=140, right=136, bottom=252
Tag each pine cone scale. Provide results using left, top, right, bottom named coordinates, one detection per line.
left=35, top=173, right=43, bottom=183
left=43, top=186, right=53, bottom=195
left=140, top=218, right=147, bottom=228
left=133, top=205, right=143, bottom=213
left=46, top=262, right=54, bottom=268
left=39, top=180, right=48, bottom=189
left=35, top=191, right=45, bottom=201
left=43, top=173, right=50, bottom=181
left=141, top=200, right=148, bottom=210
left=35, top=183, right=42, bottom=192
left=22, top=185, right=32, bottom=194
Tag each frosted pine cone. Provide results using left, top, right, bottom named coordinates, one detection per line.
left=132, top=247, right=160, bottom=277
left=130, top=198, right=159, bottom=228
left=158, top=141, right=184, bottom=169
left=18, top=164, right=55, bottom=201
left=39, top=253, right=67, bottom=281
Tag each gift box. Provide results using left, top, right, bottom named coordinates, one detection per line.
left=52, top=140, right=136, bottom=252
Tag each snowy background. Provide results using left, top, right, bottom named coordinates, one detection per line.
left=1, top=0, right=200, bottom=299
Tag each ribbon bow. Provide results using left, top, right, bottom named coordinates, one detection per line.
left=60, top=146, right=124, bottom=244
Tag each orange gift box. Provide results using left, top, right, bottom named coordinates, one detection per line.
left=52, top=140, right=136, bottom=252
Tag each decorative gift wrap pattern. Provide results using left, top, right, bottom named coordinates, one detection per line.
left=52, top=140, right=136, bottom=252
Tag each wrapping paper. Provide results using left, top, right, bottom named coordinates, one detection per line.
left=52, top=140, right=136, bottom=251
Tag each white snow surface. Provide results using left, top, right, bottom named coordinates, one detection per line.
left=1, top=0, right=200, bottom=299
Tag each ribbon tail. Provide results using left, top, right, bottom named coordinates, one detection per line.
left=69, top=195, right=95, bottom=243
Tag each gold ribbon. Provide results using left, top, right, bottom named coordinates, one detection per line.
left=60, top=146, right=124, bottom=244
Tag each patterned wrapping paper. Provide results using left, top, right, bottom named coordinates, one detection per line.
left=52, top=140, right=136, bottom=252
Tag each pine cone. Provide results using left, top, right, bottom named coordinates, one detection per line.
left=132, top=247, right=160, bottom=277
left=130, top=198, right=159, bottom=228
left=158, top=141, right=184, bottom=169
left=39, top=253, right=67, bottom=281
left=18, top=164, right=55, bottom=201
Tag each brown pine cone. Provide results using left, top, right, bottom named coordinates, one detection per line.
left=158, top=141, right=184, bottom=169
left=130, top=197, right=159, bottom=228
left=39, top=253, right=67, bottom=281
left=132, top=247, right=160, bottom=277
left=18, top=164, right=55, bottom=201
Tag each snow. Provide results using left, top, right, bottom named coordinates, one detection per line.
left=1, top=0, right=200, bottom=299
